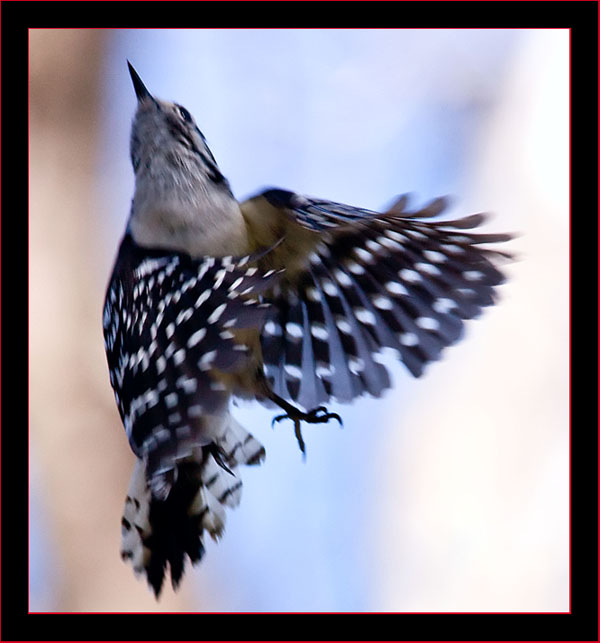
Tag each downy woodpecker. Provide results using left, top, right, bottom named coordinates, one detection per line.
left=103, top=62, right=512, bottom=598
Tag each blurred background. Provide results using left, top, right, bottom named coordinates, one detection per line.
left=29, top=28, right=569, bottom=612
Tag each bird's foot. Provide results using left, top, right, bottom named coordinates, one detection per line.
left=271, top=403, right=342, bottom=454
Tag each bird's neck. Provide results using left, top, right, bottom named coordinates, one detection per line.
left=129, top=171, right=249, bottom=257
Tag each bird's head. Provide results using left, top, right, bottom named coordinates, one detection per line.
left=127, top=61, right=226, bottom=186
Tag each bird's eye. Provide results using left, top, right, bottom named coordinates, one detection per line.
left=177, top=106, right=193, bottom=123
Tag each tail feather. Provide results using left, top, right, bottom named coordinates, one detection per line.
left=201, top=454, right=243, bottom=508
left=145, top=464, right=205, bottom=595
left=120, top=415, right=264, bottom=598
left=192, top=485, right=226, bottom=540
left=120, top=460, right=152, bottom=577
left=217, top=415, right=266, bottom=467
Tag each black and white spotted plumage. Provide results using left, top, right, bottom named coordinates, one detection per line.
left=257, top=190, right=512, bottom=409
left=103, top=234, right=277, bottom=595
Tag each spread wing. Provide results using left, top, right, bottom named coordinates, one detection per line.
left=250, top=189, right=513, bottom=410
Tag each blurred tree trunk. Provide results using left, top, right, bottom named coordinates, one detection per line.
left=29, top=29, right=194, bottom=611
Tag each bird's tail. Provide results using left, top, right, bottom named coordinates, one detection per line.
left=120, top=415, right=265, bottom=598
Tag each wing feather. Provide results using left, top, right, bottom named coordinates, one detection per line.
left=103, top=236, right=278, bottom=489
left=249, top=190, right=512, bottom=408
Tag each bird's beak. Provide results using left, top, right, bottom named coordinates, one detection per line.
left=128, top=61, right=153, bottom=103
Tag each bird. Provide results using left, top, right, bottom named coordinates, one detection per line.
left=102, top=62, right=513, bottom=598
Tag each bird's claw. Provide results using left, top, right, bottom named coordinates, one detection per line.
left=271, top=414, right=285, bottom=428
left=304, top=406, right=343, bottom=426
left=270, top=404, right=343, bottom=454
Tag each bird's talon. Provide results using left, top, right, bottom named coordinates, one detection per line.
left=271, top=413, right=287, bottom=427
left=269, top=393, right=343, bottom=453
left=294, top=421, right=306, bottom=455
left=305, top=406, right=326, bottom=421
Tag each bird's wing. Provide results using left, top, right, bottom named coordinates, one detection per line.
left=242, top=188, right=513, bottom=411
left=102, top=235, right=277, bottom=496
